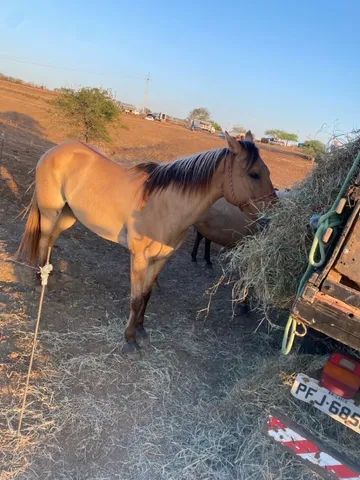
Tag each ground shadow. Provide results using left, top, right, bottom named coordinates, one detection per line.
left=0, top=115, right=54, bottom=204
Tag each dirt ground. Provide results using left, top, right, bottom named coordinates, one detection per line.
left=1, top=79, right=357, bottom=480
left=0, top=78, right=312, bottom=187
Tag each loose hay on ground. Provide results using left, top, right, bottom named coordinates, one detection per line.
left=3, top=315, right=359, bottom=480
left=225, top=135, right=360, bottom=318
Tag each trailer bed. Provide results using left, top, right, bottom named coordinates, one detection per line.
left=293, top=179, right=360, bottom=351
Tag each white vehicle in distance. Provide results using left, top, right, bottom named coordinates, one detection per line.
left=190, top=119, right=215, bottom=134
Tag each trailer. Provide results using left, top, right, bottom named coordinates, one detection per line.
left=292, top=171, right=360, bottom=351
left=267, top=163, right=360, bottom=479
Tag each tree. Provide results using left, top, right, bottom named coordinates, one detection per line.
left=265, top=129, right=298, bottom=145
left=281, top=131, right=299, bottom=144
left=212, top=121, right=222, bottom=132
left=52, top=87, right=120, bottom=142
left=188, top=107, right=211, bottom=122
left=302, top=140, right=326, bottom=158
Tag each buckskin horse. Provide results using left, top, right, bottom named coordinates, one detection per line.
left=191, top=197, right=256, bottom=266
left=17, top=132, right=275, bottom=352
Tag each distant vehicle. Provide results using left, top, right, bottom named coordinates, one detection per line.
left=144, top=112, right=167, bottom=122
left=120, top=102, right=139, bottom=114
left=153, top=112, right=167, bottom=122
left=190, top=119, right=215, bottom=134
left=298, top=142, right=305, bottom=148
left=261, top=136, right=285, bottom=145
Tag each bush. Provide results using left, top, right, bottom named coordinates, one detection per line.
left=302, top=140, right=326, bottom=159
left=212, top=122, right=222, bottom=132
left=52, top=87, right=120, bottom=143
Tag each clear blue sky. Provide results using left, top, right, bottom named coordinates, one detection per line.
left=1, top=0, right=359, bottom=142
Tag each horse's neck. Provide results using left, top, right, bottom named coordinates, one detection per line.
left=169, top=170, right=224, bottom=228
left=186, top=190, right=223, bottom=224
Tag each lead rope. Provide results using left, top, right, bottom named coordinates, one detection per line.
left=282, top=150, right=360, bottom=355
left=17, top=248, right=53, bottom=435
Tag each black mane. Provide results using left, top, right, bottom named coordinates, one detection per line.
left=137, top=141, right=259, bottom=196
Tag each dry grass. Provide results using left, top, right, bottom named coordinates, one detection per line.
left=2, top=314, right=359, bottom=480
left=0, top=321, right=59, bottom=480
left=225, top=135, right=360, bottom=319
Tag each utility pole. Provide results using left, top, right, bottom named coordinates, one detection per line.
left=143, top=73, right=150, bottom=113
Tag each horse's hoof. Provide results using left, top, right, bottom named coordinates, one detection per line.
left=136, top=326, right=148, bottom=339
left=121, top=340, right=140, bottom=355
left=191, top=256, right=197, bottom=263
left=205, top=262, right=213, bottom=269
left=136, top=326, right=150, bottom=346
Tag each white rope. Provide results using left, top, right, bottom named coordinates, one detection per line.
left=17, top=248, right=52, bottom=435
left=39, top=263, right=53, bottom=286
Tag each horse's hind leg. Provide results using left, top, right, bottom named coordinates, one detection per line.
left=38, top=204, right=76, bottom=266
left=204, top=238, right=212, bottom=267
left=50, top=204, right=76, bottom=245
left=38, top=208, right=63, bottom=266
left=191, top=231, right=203, bottom=262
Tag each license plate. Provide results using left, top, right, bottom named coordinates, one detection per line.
left=291, top=373, right=360, bottom=435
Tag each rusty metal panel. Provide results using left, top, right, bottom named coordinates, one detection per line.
left=335, top=212, right=360, bottom=285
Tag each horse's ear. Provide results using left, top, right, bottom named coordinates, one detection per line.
left=245, top=130, right=254, bottom=142
left=225, top=131, right=241, bottom=154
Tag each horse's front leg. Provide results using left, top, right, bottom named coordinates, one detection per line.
left=123, top=255, right=166, bottom=353
left=122, top=294, right=148, bottom=353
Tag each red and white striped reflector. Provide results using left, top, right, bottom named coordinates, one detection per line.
left=267, top=415, right=360, bottom=479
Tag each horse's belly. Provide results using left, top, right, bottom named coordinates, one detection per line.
left=73, top=208, right=128, bottom=247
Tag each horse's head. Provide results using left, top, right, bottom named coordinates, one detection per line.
left=223, top=131, right=276, bottom=216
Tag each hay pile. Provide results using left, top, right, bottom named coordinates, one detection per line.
left=225, top=135, right=360, bottom=319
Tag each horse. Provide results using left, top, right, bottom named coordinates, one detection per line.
left=17, top=132, right=276, bottom=352
left=191, top=188, right=291, bottom=265
left=191, top=198, right=255, bottom=266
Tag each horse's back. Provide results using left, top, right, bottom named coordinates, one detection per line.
left=37, top=141, right=114, bottom=176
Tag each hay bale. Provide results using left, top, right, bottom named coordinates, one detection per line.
left=225, top=135, right=360, bottom=319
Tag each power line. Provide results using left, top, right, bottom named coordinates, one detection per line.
left=0, top=53, right=145, bottom=80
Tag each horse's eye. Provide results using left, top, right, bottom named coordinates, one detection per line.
left=249, top=172, right=260, bottom=180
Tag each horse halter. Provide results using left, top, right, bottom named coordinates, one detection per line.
left=224, top=153, right=276, bottom=210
